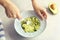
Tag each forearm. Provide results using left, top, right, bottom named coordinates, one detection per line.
left=31, top=0, right=44, bottom=11
left=31, top=0, right=39, bottom=10
left=31, top=0, right=41, bottom=14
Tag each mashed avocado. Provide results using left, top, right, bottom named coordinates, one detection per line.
left=21, top=16, right=40, bottom=32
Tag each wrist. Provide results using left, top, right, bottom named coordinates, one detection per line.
left=31, top=0, right=34, bottom=1
left=31, top=0, right=36, bottom=1
left=0, top=0, right=10, bottom=8
left=0, top=0, right=6, bottom=6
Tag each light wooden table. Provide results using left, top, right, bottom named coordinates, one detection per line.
left=0, top=0, right=60, bottom=40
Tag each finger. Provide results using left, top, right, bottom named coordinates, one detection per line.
left=40, top=9, right=47, bottom=19
left=36, top=10, right=44, bottom=20
left=43, top=10, right=47, bottom=19
left=5, top=10, right=13, bottom=18
left=5, top=9, right=9, bottom=17
left=9, top=11, right=17, bottom=18
left=43, top=14, right=47, bottom=19
left=42, top=13, right=47, bottom=19
left=7, top=15, right=11, bottom=18
left=5, top=12, right=10, bottom=18
left=16, top=13, right=22, bottom=19
left=9, top=12, right=13, bottom=18
left=12, top=14, right=17, bottom=19
left=40, top=10, right=44, bottom=14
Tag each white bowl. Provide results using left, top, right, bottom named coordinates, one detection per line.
left=14, top=10, right=47, bottom=37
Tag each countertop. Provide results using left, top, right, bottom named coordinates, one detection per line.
left=0, top=0, right=60, bottom=40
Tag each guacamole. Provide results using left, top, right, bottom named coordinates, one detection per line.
left=21, top=16, right=40, bottom=32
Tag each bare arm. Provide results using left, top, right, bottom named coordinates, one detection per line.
left=31, top=0, right=47, bottom=20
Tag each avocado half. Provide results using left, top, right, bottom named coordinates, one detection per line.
left=48, top=2, right=58, bottom=15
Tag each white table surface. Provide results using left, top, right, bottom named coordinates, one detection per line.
left=0, top=0, right=60, bottom=40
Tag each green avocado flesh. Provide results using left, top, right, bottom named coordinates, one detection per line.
left=49, top=3, right=58, bottom=15
left=21, top=16, right=40, bottom=33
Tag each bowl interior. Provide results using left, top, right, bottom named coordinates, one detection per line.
left=14, top=10, right=46, bottom=37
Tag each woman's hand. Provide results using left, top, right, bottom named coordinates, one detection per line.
left=0, top=0, right=21, bottom=19
left=31, top=0, right=47, bottom=20
left=39, top=8, right=47, bottom=19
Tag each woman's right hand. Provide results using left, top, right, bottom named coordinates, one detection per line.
left=0, top=0, right=21, bottom=19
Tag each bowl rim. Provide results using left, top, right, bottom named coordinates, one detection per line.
left=14, top=10, right=47, bottom=37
